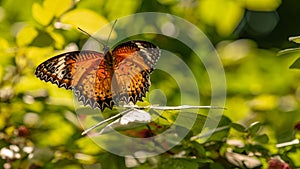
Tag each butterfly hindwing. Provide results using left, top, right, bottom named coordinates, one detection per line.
left=74, top=56, right=115, bottom=111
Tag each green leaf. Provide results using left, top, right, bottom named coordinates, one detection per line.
left=290, top=57, right=300, bottom=69
left=192, top=142, right=206, bottom=157
left=191, top=116, right=231, bottom=143
left=278, top=47, right=300, bottom=57
left=44, top=0, right=73, bottom=17
left=230, top=123, right=246, bottom=132
left=60, top=9, right=109, bottom=34
left=32, top=2, right=53, bottom=26
left=289, top=36, right=300, bottom=43
left=0, top=38, right=9, bottom=51
left=247, top=121, right=262, bottom=136
left=48, top=31, right=65, bottom=49
left=158, top=158, right=199, bottom=169
left=197, top=0, right=244, bottom=36
left=253, top=134, right=269, bottom=144
left=76, top=137, right=104, bottom=155
left=0, top=113, right=6, bottom=130
left=16, top=25, right=38, bottom=46
left=210, top=162, right=225, bottom=169
left=32, top=0, right=72, bottom=26
left=31, top=30, right=54, bottom=47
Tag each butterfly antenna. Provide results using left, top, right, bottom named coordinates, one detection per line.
left=77, top=27, right=105, bottom=48
left=103, top=19, right=117, bottom=52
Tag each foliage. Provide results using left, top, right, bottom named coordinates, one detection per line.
left=0, top=0, right=300, bottom=169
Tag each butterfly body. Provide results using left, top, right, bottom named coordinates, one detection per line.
left=35, top=41, right=160, bottom=111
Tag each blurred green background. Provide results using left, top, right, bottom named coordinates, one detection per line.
left=1, top=0, right=300, bottom=168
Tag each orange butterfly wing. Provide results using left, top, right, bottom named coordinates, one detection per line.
left=111, top=41, right=160, bottom=104
left=35, top=41, right=160, bottom=111
left=35, top=51, right=114, bottom=110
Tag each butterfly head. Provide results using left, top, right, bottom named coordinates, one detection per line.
left=103, top=45, right=110, bottom=55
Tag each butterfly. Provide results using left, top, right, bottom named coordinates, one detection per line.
left=35, top=40, right=160, bottom=111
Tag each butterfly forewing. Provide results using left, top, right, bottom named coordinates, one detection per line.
left=35, top=52, right=79, bottom=90
left=35, top=40, right=160, bottom=111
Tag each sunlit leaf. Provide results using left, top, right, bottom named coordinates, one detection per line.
left=16, top=25, right=38, bottom=46
left=288, top=148, right=300, bottom=166
left=0, top=114, right=6, bottom=130
left=36, top=113, right=74, bottom=146
left=44, top=0, right=73, bottom=17
left=25, top=46, right=53, bottom=63
left=216, top=1, right=244, bottom=36
left=0, top=66, right=3, bottom=83
left=32, top=2, right=53, bottom=26
left=249, top=94, right=277, bottom=111
left=105, top=0, right=140, bottom=19
left=245, top=0, right=282, bottom=11
left=48, top=31, right=65, bottom=49
left=60, top=9, right=109, bottom=34
left=0, top=38, right=14, bottom=65
left=76, top=137, right=104, bottom=155
left=198, top=0, right=244, bottom=36
left=0, top=38, right=9, bottom=52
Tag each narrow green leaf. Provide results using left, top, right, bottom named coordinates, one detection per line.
left=230, top=123, right=246, bottom=132
left=277, top=47, right=300, bottom=57
left=290, top=57, right=300, bottom=69
left=247, top=121, right=262, bottom=136
left=192, top=142, right=206, bottom=157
